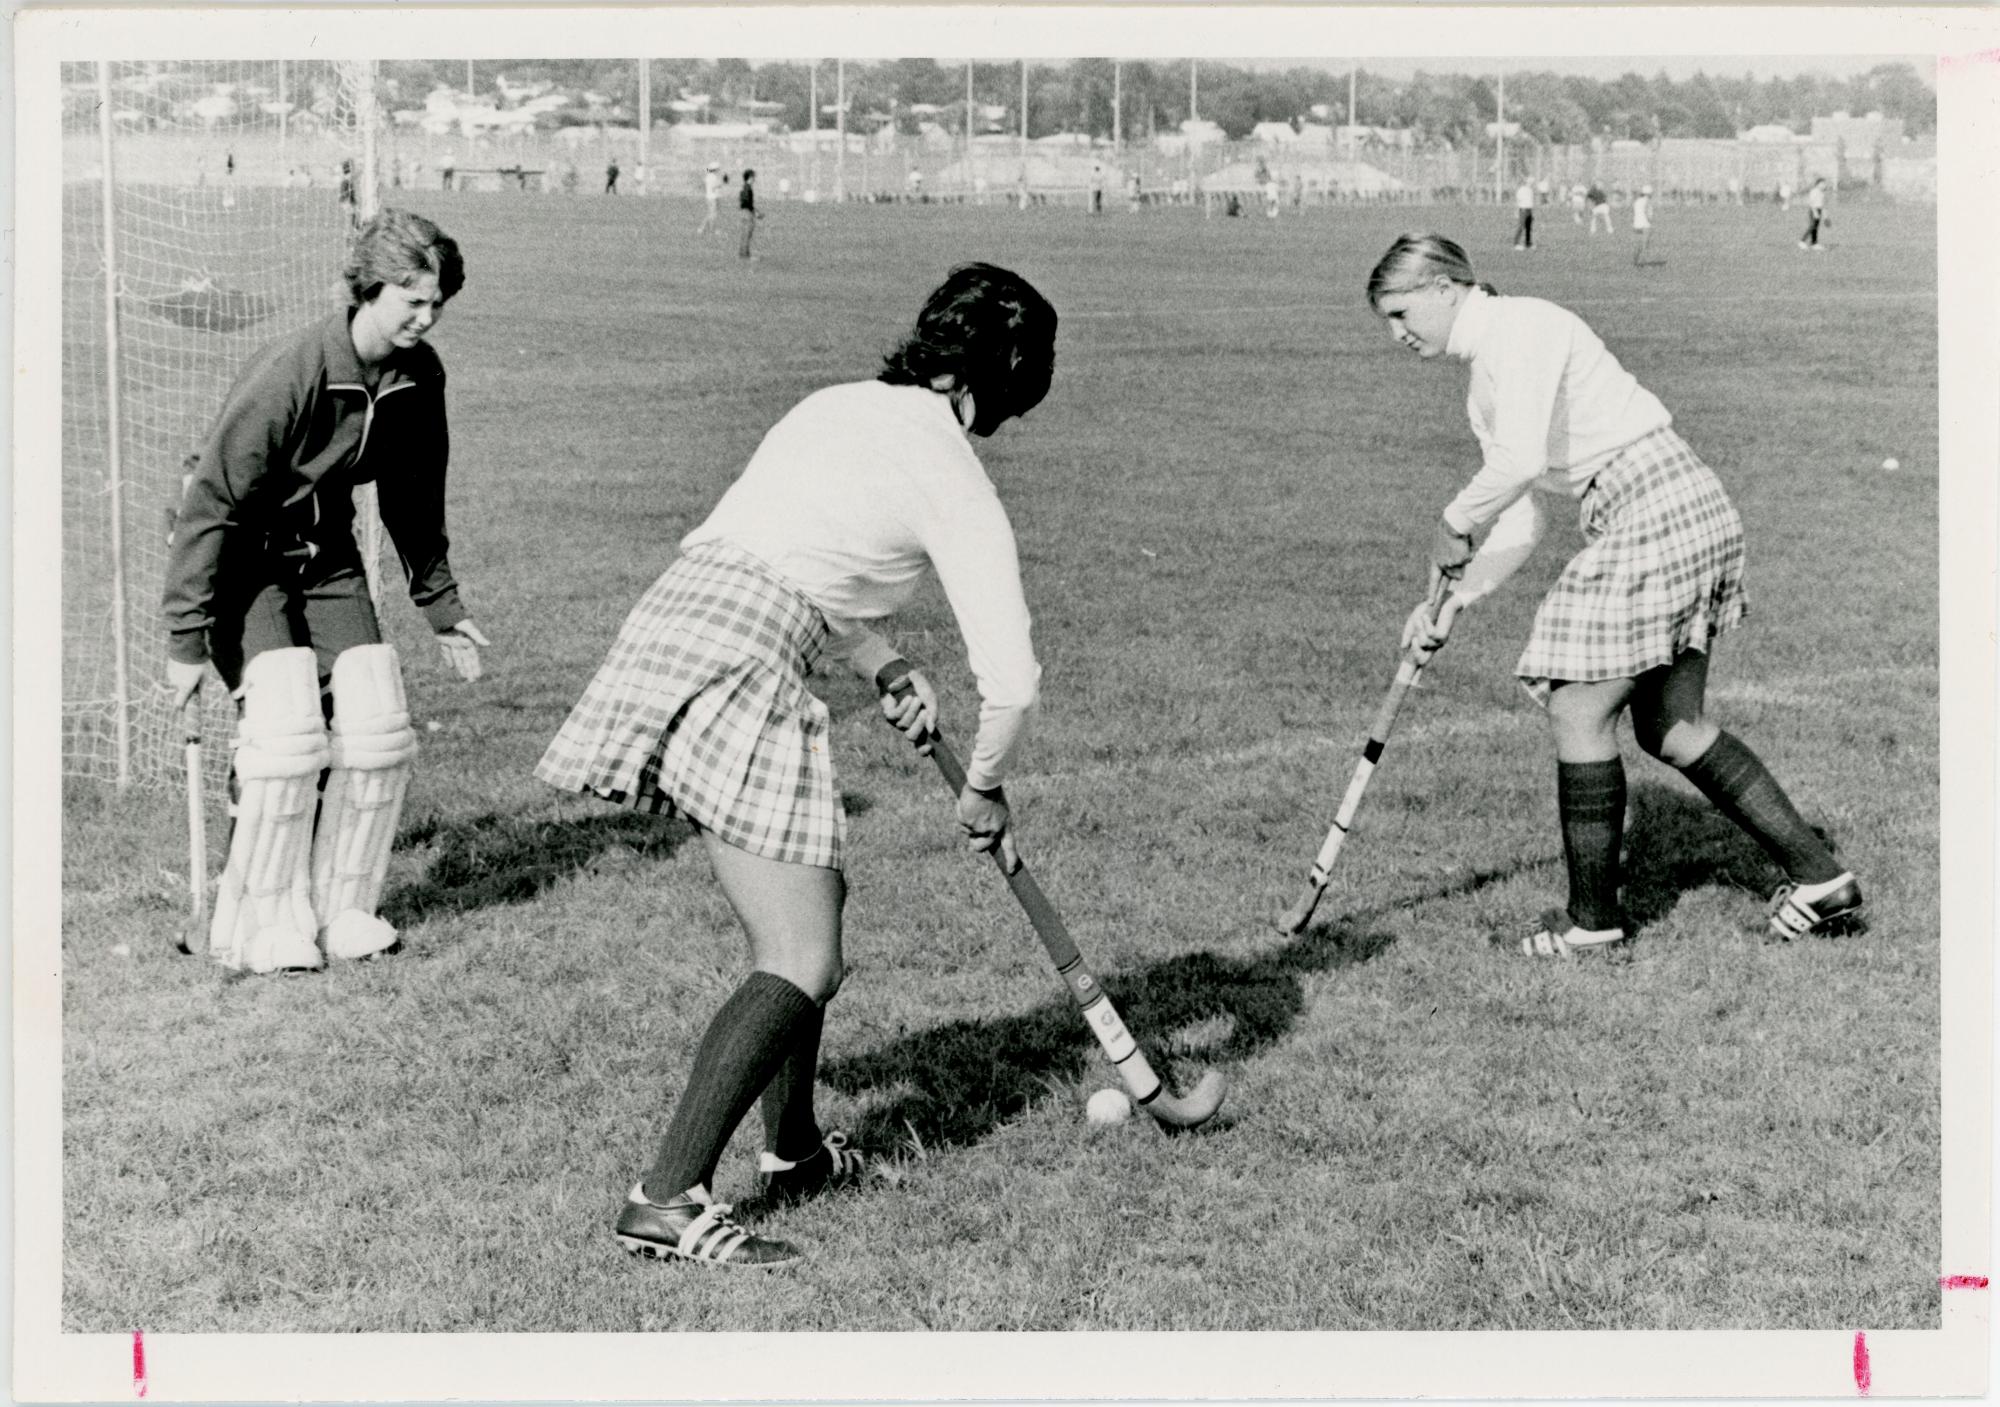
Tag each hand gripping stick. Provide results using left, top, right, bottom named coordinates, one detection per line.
left=1277, top=576, right=1452, bottom=936
left=884, top=672, right=1226, bottom=1130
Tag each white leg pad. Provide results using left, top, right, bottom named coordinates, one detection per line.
left=312, top=644, right=419, bottom=958
left=211, top=647, right=329, bottom=974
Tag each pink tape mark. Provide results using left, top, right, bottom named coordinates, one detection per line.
left=132, top=1330, right=148, bottom=1397
left=1939, top=48, right=2000, bottom=73
left=1941, top=1274, right=1990, bottom=1289
left=1853, top=1330, right=1872, bottom=1395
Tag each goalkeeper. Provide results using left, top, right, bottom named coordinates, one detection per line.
left=160, top=208, right=489, bottom=974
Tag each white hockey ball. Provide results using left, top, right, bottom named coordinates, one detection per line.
left=1881, top=457, right=1900, bottom=471
left=1086, top=1088, right=1133, bottom=1125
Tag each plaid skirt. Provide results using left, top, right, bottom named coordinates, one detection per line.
left=1517, top=426, right=1748, bottom=706
left=535, top=541, right=844, bottom=868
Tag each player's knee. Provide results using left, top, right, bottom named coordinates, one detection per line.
left=811, top=958, right=846, bottom=1004
left=766, top=953, right=843, bottom=1004
left=1655, top=717, right=1719, bottom=769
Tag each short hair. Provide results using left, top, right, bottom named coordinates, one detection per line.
left=742, top=168, right=756, bottom=180
left=1365, top=232, right=1494, bottom=311
left=342, top=208, right=465, bottom=307
left=879, top=262, right=1058, bottom=424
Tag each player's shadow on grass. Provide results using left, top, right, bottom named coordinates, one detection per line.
left=815, top=859, right=1532, bottom=1158
left=382, top=790, right=878, bottom=928
left=382, top=810, right=697, bottom=925
left=1620, top=780, right=1790, bottom=930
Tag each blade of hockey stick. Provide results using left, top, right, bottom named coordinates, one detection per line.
left=177, top=697, right=207, bottom=956
left=1278, top=575, right=1453, bottom=935
left=882, top=674, right=1227, bottom=1130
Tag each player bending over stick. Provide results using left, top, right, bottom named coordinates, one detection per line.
left=1364, top=233, right=1862, bottom=958
left=163, top=210, right=490, bottom=975
left=536, top=263, right=1058, bottom=1268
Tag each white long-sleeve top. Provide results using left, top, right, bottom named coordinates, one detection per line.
left=1441, top=287, right=1671, bottom=537
left=683, top=379, right=1040, bottom=790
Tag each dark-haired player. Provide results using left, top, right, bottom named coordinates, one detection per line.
left=537, top=264, right=1059, bottom=1268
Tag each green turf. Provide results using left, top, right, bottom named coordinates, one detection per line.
left=60, top=193, right=1940, bottom=1331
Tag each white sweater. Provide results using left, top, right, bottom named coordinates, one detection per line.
left=1439, top=289, right=1671, bottom=600
left=684, top=380, right=1040, bottom=789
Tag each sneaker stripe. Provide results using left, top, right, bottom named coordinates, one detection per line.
left=700, top=1227, right=748, bottom=1263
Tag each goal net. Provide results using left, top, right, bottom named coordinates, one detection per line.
left=62, top=59, right=379, bottom=789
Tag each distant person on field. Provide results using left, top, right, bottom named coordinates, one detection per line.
left=338, top=159, right=359, bottom=228
left=1089, top=160, right=1105, bottom=214
left=605, top=157, right=621, bottom=194
left=1777, top=178, right=1793, bottom=211
left=441, top=154, right=456, bottom=192
left=738, top=167, right=759, bottom=259
left=536, top=263, right=1060, bottom=1269
left=1366, top=233, right=1862, bottom=959
left=1262, top=169, right=1281, bottom=219
left=1631, top=184, right=1657, bottom=265
left=1512, top=177, right=1535, bottom=250
left=1800, top=177, right=1828, bottom=251
left=162, top=210, right=489, bottom=974
left=700, top=161, right=724, bottom=233
left=1569, top=182, right=1587, bottom=223
left=1586, top=181, right=1612, bottom=235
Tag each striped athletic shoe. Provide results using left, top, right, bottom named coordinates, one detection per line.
left=614, top=1184, right=800, bottom=1268
left=1501, top=908, right=1629, bottom=959
left=759, top=1130, right=868, bottom=1204
left=1767, top=873, right=1865, bottom=940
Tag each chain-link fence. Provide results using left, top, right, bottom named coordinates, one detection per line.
left=371, top=118, right=1921, bottom=210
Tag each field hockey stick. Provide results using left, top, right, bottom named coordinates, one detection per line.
left=1277, top=574, right=1453, bottom=936
left=882, top=671, right=1227, bottom=1131
left=176, top=696, right=208, bottom=956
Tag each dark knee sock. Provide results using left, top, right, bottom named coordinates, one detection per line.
left=759, top=999, right=827, bottom=1163
left=643, top=971, right=819, bottom=1201
left=1559, top=759, right=1627, bottom=931
left=1678, top=731, right=1842, bottom=884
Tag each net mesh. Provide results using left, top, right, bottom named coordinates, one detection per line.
left=63, top=59, right=377, bottom=789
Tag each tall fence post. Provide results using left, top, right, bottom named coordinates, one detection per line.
left=97, top=61, right=133, bottom=787
left=352, top=60, right=387, bottom=611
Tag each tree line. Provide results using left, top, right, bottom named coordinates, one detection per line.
left=383, top=58, right=1935, bottom=146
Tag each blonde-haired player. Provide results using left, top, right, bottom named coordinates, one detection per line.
left=1364, top=233, right=1862, bottom=958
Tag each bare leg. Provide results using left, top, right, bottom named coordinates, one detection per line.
left=700, top=831, right=844, bottom=1002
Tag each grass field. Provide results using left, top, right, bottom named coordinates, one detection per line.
left=58, top=192, right=1942, bottom=1333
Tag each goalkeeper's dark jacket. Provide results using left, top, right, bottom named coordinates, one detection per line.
left=161, top=306, right=467, bottom=666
